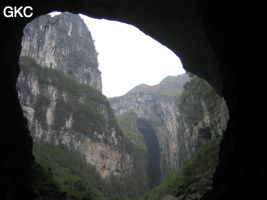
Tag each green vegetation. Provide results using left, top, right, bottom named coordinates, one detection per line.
left=20, top=56, right=221, bottom=200
left=138, top=137, right=221, bottom=200
left=33, top=142, right=149, bottom=200
left=20, top=56, right=120, bottom=137
left=20, top=56, right=149, bottom=200
left=118, top=110, right=147, bottom=152
left=32, top=162, right=64, bottom=200
left=19, top=56, right=106, bottom=104
left=177, top=76, right=220, bottom=125
left=137, top=75, right=223, bottom=200
left=33, top=143, right=107, bottom=200
left=117, top=110, right=150, bottom=198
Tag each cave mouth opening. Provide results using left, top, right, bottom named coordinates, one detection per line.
left=16, top=9, right=228, bottom=200
left=77, top=13, right=186, bottom=98
left=16, top=10, right=187, bottom=200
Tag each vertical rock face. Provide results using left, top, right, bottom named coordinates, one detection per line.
left=176, top=77, right=229, bottom=165
left=20, top=12, right=102, bottom=91
left=110, top=74, right=229, bottom=180
left=17, top=13, right=133, bottom=179
left=110, top=74, right=189, bottom=177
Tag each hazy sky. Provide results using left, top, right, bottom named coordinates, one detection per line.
left=52, top=12, right=185, bottom=97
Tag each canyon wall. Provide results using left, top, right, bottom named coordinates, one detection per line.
left=17, top=12, right=133, bottom=179
left=110, top=74, right=228, bottom=180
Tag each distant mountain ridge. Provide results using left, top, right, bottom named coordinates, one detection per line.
left=128, top=73, right=190, bottom=96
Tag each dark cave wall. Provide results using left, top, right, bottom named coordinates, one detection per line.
left=0, top=16, right=36, bottom=199
left=199, top=1, right=267, bottom=199
left=0, top=1, right=266, bottom=200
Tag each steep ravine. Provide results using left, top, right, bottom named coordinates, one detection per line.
left=16, top=11, right=229, bottom=200
left=110, top=83, right=184, bottom=178
left=137, top=76, right=228, bottom=200
left=110, top=74, right=229, bottom=186
left=1, top=2, right=264, bottom=200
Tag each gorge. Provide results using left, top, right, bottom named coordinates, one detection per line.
left=1, top=1, right=265, bottom=200
left=16, top=12, right=228, bottom=200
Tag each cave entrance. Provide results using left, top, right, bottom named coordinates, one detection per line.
left=16, top=10, right=228, bottom=200
left=17, top=11, right=187, bottom=200
left=137, top=118, right=161, bottom=188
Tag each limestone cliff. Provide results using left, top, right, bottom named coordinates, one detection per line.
left=17, top=13, right=132, bottom=179
left=20, top=12, right=102, bottom=91
left=175, top=76, right=229, bottom=166
left=111, top=90, right=180, bottom=176
left=110, top=74, right=228, bottom=181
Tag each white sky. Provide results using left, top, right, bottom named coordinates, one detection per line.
left=51, top=12, right=185, bottom=97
